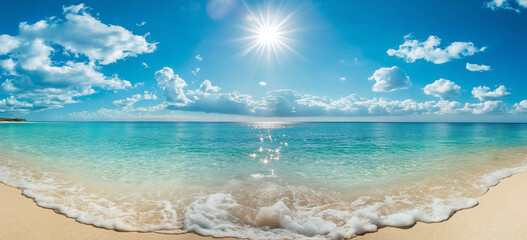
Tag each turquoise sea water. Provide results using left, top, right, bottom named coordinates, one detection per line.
left=1, top=122, right=527, bottom=239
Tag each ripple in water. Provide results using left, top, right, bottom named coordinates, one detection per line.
left=1, top=122, right=527, bottom=239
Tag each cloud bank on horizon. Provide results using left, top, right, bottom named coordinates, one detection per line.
left=63, top=66, right=523, bottom=120
left=0, top=1, right=526, bottom=121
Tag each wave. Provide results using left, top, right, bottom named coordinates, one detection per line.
left=0, top=154, right=526, bottom=239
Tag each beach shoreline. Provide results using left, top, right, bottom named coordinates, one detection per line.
left=357, top=170, right=527, bottom=240
left=1, top=171, right=527, bottom=240
left=0, top=181, right=227, bottom=240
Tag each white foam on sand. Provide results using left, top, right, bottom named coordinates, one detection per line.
left=1, top=156, right=527, bottom=239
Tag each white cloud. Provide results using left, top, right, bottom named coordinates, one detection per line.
left=64, top=104, right=168, bottom=121
left=466, top=63, right=491, bottom=72
left=136, top=21, right=146, bottom=26
left=0, top=96, right=41, bottom=114
left=63, top=4, right=86, bottom=13
left=0, top=35, right=19, bottom=55
left=387, top=35, right=485, bottom=64
left=64, top=70, right=522, bottom=120
left=20, top=5, right=156, bottom=65
left=486, top=0, right=527, bottom=12
left=112, top=91, right=157, bottom=108
left=0, top=38, right=130, bottom=104
left=191, top=67, right=200, bottom=75
left=154, top=67, right=190, bottom=104
left=142, top=62, right=149, bottom=68
left=197, top=79, right=221, bottom=93
left=423, top=78, right=461, bottom=100
left=155, top=69, right=509, bottom=117
left=170, top=89, right=256, bottom=115
left=196, top=54, right=203, bottom=61
left=259, top=81, right=267, bottom=86
left=462, top=101, right=508, bottom=114
left=0, top=4, right=156, bottom=114
left=513, top=100, right=527, bottom=113
left=171, top=88, right=461, bottom=117
left=340, top=77, right=346, bottom=81
left=368, top=66, right=411, bottom=92
left=472, top=85, right=511, bottom=101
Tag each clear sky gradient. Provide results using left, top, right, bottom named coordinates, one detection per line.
left=0, top=0, right=526, bottom=122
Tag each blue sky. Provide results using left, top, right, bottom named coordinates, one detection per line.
left=0, top=0, right=526, bottom=121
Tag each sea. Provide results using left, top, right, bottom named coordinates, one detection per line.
left=1, top=122, right=527, bottom=239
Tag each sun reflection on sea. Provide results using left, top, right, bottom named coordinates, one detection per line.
left=244, top=121, right=293, bottom=129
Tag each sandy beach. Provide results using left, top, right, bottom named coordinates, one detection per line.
left=0, top=182, right=226, bottom=240
left=357, top=171, right=527, bottom=240
left=0, top=171, right=526, bottom=240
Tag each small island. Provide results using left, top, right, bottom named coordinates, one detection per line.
left=0, top=117, right=26, bottom=122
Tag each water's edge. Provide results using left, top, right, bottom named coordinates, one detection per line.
left=1, top=158, right=527, bottom=239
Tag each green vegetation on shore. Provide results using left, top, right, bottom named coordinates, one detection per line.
left=0, top=117, right=26, bottom=122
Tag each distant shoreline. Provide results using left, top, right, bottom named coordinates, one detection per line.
left=0, top=118, right=26, bottom=122
left=18, top=121, right=527, bottom=124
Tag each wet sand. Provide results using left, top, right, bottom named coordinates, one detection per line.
left=357, top=171, right=527, bottom=240
left=2, top=171, right=527, bottom=240
left=0, top=182, right=232, bottom=240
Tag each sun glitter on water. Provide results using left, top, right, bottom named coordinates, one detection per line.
left=240, top=4, right=298, bottom=61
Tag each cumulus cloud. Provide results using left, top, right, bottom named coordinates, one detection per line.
left=0, top=35, right=19, bottom=55
left=423, top=79, right=461, bottom=100
left=171, top=91, right=256, bottom=115
left=155, top=67, right=190, bottom=104
left=152, top=67, right=515, bottom=117
left=513, top=100, right=527, bottom=113
left=368, top=66, right=411, bottom=92
left=22, top=4, right=156, bottom=65
left=200, top=80, right=221, bottom=92
left=466, top=63, right=491, bottom=72
left=0, top=96, right=45, bottom=114
left=63, top=67, right=522, bottom=119
left=195, top=54, right=203, bottom=61
left=462, top=101, right=508, bottom=114
left=65, top=90, right=160, bottom=120
left=486, top=0, right=527, bottom=12
left=387, top=35, right=485, bottom=64
left=191, top=68, right=200, bottom=76
left=64, top=104, right=168, bottom=121
left=112, top=91, right=157, bottom=108
left=0, top=4, right=156, bottom=115
left=259, top=81, right=267, bottom=86
left=472, top=85, right=511, bottom=101
left=170, top=87, right=505, bottom=116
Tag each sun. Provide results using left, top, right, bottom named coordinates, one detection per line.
left=257, top=26, right=279, bottom=44
left=239, top=5, right=298, bottom=61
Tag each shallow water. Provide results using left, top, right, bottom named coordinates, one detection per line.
left=0, top=122, right=526, bottom=239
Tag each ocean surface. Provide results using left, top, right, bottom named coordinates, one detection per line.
left=1, top=122, right=527, bottom=239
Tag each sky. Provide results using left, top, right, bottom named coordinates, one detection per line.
left=0, top=0, right=526, bottom=122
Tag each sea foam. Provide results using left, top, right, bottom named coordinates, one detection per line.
left=1, top=155, right=526, bottom=239
left=1, top=122, right=527, bottom=239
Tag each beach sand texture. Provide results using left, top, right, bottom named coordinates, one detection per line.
left=2, top=171, right=527, bottom=240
